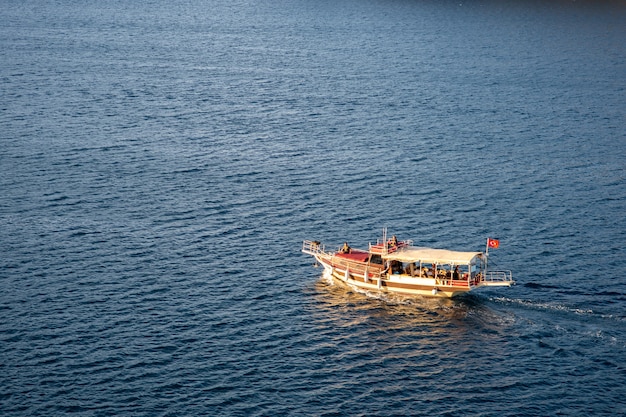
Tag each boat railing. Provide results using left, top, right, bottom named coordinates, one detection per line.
left=332, top=258, right=376, bottom=276
left=370, top=239, right=413, bottom=253
left=373, top=238, right=414, bottom=246
left=302, top=240, right=327, bottom=255
left=483, top=270, right=514, bottom=284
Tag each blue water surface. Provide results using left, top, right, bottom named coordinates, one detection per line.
left=1, top=0, right=625, bottom=415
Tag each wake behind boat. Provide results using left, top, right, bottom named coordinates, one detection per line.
left=302, top=230, right=514, bottom=298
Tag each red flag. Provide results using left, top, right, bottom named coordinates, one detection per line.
left=487, top=238, right=500, bottom=249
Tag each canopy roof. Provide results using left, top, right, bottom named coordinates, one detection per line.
left=382, top=246, right=482, bottom=265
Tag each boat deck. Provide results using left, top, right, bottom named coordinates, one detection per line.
left=335, top=250, right=369, bottom=263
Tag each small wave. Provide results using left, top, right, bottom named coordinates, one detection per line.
left=490, top=296, right=594, bottom=316
left=595, top=291, right=625, bottom=297
left=524, top=282, right=559, bottom=289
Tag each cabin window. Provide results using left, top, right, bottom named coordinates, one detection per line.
left=369, top=254, right=383, bottom=265
left=438, top=264, right=453, bottom=278
left=470, top=263, right=481, bottom=278
left=391, top=261, right=403, bottom=274
left=420, top=263, right=437, bottom=277
left=452, top=265, right=469, bottom=280
left=401, top=262, right=418, bottom=275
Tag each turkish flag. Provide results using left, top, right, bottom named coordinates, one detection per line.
left=487, top=238, right=500, bottom=249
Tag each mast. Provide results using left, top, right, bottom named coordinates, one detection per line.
left=382, top=227, right=388, bottom=255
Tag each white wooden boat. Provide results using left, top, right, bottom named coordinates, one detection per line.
left=302, top=230, right=514, bottom=298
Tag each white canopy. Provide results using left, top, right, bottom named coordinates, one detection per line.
left=382, top=246, right=482, bottom=265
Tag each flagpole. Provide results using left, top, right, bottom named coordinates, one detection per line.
left=485, top=238, right=489, bottom=277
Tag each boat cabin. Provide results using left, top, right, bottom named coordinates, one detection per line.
left=382, top=247, right=484, bottom=282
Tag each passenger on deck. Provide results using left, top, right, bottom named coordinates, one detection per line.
left=390, top=235, right=398, bottom=247
left=340, top=242, right=351, bottom=254
left=453, top=265, right=460, bottom=280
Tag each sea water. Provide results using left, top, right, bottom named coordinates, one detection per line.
left=1, top=0, right=625, bottom=415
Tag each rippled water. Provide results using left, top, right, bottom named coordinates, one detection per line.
left=1, top=0, right=625, bottom=415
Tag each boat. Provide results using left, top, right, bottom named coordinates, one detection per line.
left=302, top=229, right=514, bottom=298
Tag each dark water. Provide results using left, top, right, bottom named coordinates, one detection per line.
left=1, top=0, right=625, bottom=415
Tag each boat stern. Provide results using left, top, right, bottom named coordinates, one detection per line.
left=476, top=270, right=515, bottom=287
